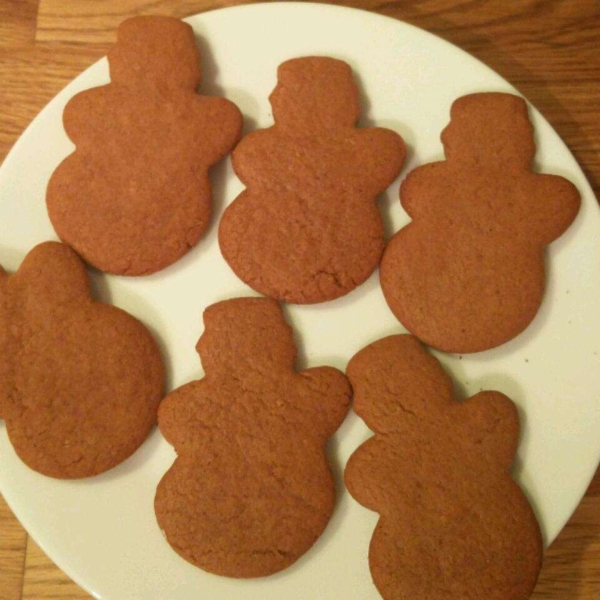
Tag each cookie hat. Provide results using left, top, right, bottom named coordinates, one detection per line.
left=109, top=16, right=201, bottom=88
left=196, top=297, right=296, bottom=376
left=270, top=57, right=360, bottom=130
left=441, top=92, right=535, bottom=166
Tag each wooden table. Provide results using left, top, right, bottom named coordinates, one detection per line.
left=0, top=1, right=598, bottom=598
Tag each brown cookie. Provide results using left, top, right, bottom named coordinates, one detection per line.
left=0, top=242, right=164, bottom=478
left=154, top=297, right=351, bottom=577
left=380, top=92, right=580, bottom=353
left=345, top=334, right=542, bottom=600
left=46, top=16, right=242, bottom=276
left=219, top=57, right=405, bottom=304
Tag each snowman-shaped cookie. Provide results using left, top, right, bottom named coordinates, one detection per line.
left=219, top=57, right=405, bottom=303
left=155, top=297, right=351, bottom=577
left=0, top=242, right=164, bottom=478
left=380, top=93, right=580, bottom=353
left=47, top=16, right=242, bottom=275
left=345, top=335, right=542, bottom=600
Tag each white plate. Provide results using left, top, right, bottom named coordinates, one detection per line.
left=0, top=3, right=598, bottom=599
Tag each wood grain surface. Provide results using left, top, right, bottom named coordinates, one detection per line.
left=0, top=1, right=599, bottom=599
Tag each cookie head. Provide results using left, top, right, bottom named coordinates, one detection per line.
left=441, top=92, right=535, bottom=167
left=13, top=242, right=89, bottom=306
left=109, top=16, right=201, bottom=89
left=270, top=57, right=360, bottom=131
left=196, top=297, right=296, bottom=376
left=348, top=335, right=453, bottom=433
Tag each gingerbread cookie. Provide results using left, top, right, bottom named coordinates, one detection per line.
left=345, top=334, right=542, bottom=600
left=155, top=297, right=351, bottom=577
left=219, top=57, right=405, bottom=303
left=0, top=242, right=164, bottom=478
left=46, top=16, right=242, bottom=275
left=380, top=92, right=580, bottom=353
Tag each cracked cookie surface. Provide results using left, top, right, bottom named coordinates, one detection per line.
left=219, top=56, right=405, bottom=304
left=0, top=242, right=164, bottom=478
left=46, top=16, right=242, bottom=276
left=344, top=334, right=542, bottom=600
left=154, top=297, right=351, bottom=577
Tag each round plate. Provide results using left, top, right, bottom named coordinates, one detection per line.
left=1, top=3, right=598, bottom=599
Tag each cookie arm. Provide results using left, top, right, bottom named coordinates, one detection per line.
left=158, top=380, right=207, bottom=450
left=458, top=391, right=520, bottom=469
left=298, top=366, right=351, bottom=437
left=524, top=174, right=581, bottom=245
left=399, top=162, right=447, bottom=220
left=344, top=437, right=386, bottom=511
left=230, top=128, right=275, bottom=186
left=63, top=86, right=111, bottom=144
left=193, top=96, right=243, bottom=164
left=356, top=128, right=406, bottom=193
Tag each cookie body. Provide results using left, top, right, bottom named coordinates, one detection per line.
left=0, top=242, right=164, bottom=478
left=154, top=297, right=351, bottom=577
left=46, top=16, right=242, bottom=275
left=219, top=57, right=405, bottom=303
left=380, top=92, right=580, bottom=353
left=344, top=335, right=542, bottom=600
